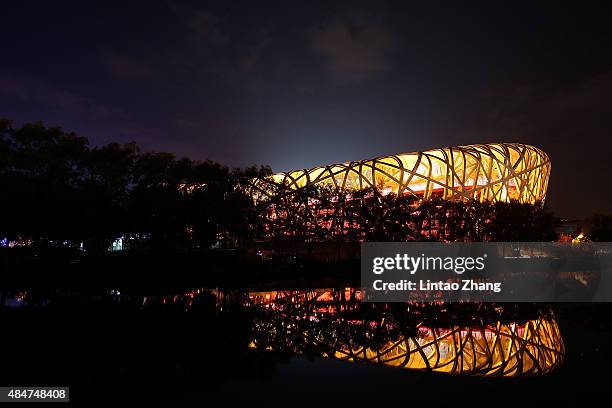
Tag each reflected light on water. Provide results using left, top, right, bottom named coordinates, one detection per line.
left=245, top=289, right=565, bottom=377
left=0, top=285, right=567, bottom=379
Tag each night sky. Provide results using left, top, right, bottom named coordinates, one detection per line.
left=1, top=1, right=611, bottom=218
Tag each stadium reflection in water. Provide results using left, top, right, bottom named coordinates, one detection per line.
left=5, top=286, right=564, bottom=377
left=161, top=287, right=564, bottom=377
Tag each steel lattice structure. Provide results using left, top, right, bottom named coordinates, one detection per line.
left=248, top=290, right=565, bottom=377
left=254, top=142, right=551, bottom=204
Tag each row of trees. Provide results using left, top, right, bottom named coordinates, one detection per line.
left=258, top=184, right=557, bottom=247
left=0, top=119, right=270, bottom=252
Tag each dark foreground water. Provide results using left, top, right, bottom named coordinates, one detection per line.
left=1, top=287, right=611, bottom=405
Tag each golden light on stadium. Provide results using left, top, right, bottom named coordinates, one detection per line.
left=254, top=143, right=551, bottom=204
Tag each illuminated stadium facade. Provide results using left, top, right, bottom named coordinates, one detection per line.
left=254, top=142, right=551, bottom=204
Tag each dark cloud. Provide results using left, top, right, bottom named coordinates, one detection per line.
left=189, top=12, right=231, bottom=47
left=459, top=71, right=612, bottom=218
left=311, top=10, right=396, bottom=80
left=294, top=82, right=315, bottom=96
left=182, top=10, right=275, bottom=94
left=101, top=52, right=155, bottom=80
left=0, top=74, right=164, bottom=149
left=0, top=75, right=128, bottom=120
left=0, top=76, right=29, bottom=101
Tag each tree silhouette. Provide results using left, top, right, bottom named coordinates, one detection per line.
left=0, top=119, right=262, bottom=254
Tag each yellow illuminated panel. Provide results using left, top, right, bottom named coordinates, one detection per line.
left=254, top=143, right=551, bottom=204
